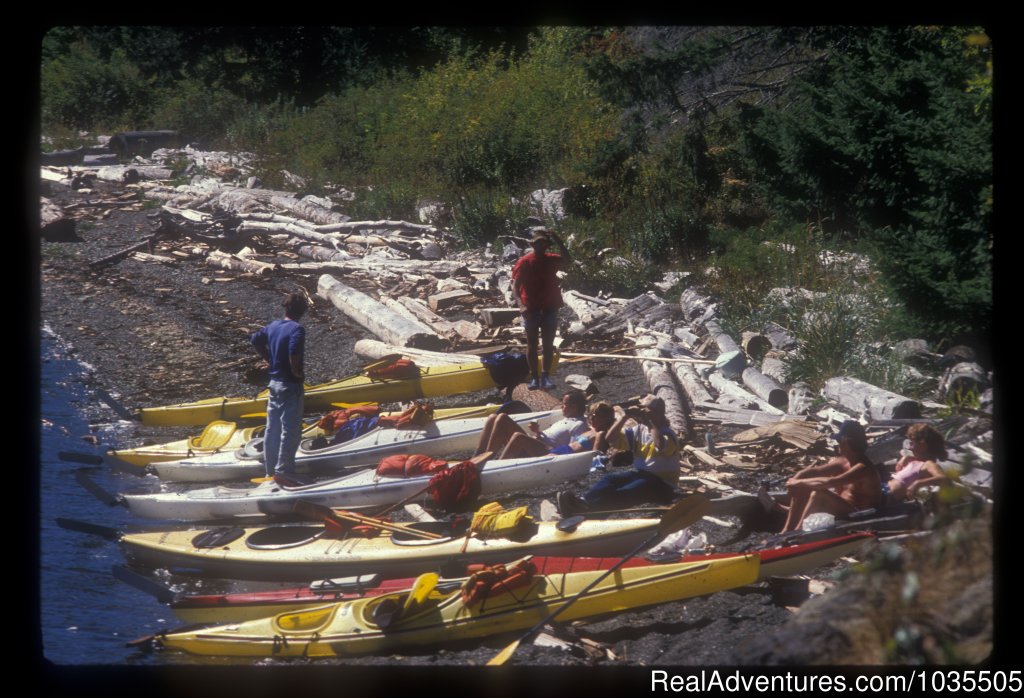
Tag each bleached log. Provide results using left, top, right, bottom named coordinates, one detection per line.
left=703, top=318, right=742, bottom=355
left=132, top=251, right=177, bottom=265
left=269, top=195, right=350, bottom=226
left=760, top=355, right=788, bottom=384
left=788, top=382, right=815, bottom=415
left=938, top=362, right=988, bottom=399
left=353, top=339, right=481, bottom=366
left=822, top=376, right=922, bottom=420
left=741, top=331, right=772, bottom=361
left=636, top=334, right=693, bottom=440
left=562, top=290, right=615, bottom=327
left=40, top=197, right=76, bottom=241
left=679, top=288, right=717, bottom=321
left=661, top=343, right=715, bottom=406
left=673, top=326, right=701, bottom=348
left=589, top=293, right=672, bottom=335
left=763, top=321, right=799, bottom=351
left=237, top=219, right=337, bottom=245
left=708, top=373, right=784, bottom=415
left=318, top=274, right=449, bottom=351
left=206, top=250, right=276, bottom=275
left=740, top=367, right=788, bottom=409
left=698, top=405, right=808, bottom=427
left=96, top=165, right=173, bottom=182
left=391, top=297, right=484, bottom=342
left=294, top=243, right=354, bottom=263
left=280, top=258, right=467, bottom=275
left=315, top=219, right=439, bottom=235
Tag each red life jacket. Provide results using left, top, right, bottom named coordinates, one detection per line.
left=427, top=460, right=482, bottom=512
left=375, top=453, right=449, bottom=479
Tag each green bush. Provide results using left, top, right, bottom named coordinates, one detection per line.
left=41, top=40, right=152, bottom=132
left=148, top=79, right=248, bottom=147
left=449, top=189, right=530, bottom=247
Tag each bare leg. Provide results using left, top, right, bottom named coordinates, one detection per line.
left=480, top=414, right=527, bottom=455
left=801, top=489, right=857, bottom=520
left=498, top=431, right=550, bottom=459
left=474, top=414, right=499, bottom=456
left=781, top=488, right=812, bottom=532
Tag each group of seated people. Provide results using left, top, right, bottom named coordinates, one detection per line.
left=776, top=420, right=951, bottom=532
left=475, top=390, right=682, bottom=515
left=477, top=390, right=953, bottom=530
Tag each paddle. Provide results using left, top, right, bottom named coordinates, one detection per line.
left=56, top=517, right=121, bottom=541
left=373, top=572, right=440, bottom=629
left=58, top=450, right=150, bottom=477
left=288, top=499, right=444, bottom=540
left=111, top=564, right=180, bottom=604
left=95, top=386, right=140, bottom=422
left=73, top=469, right=126, bottom=508
left=58, top=451, right=104, bottom=466
left=486, top=493, right=711, bottom=666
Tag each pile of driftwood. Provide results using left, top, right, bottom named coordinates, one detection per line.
left=40, top=144, right=994, bottom=504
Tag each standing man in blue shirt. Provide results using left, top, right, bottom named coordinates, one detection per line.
left=251, top=292, right=308, bottom=478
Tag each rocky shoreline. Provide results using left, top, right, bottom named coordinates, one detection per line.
left=38, top=175, right=995, bottom=668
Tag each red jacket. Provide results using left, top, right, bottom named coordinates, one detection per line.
left=512, top=251, right=564, bottom=311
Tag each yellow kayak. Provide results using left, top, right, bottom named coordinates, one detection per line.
left=110, top=404, right=501, bottom=468
left=136, top=358, right=542, bottom=427
left=153, top=554, right=759, bottom=658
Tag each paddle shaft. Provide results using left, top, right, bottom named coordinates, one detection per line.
left=487, top=494, right=710, bottom=666
left=560, top=352, right=715, bottom=366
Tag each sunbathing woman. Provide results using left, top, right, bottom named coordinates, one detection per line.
left=474, top=390, right=587, bottom=459
left=496, top=400, right=615, bottom=460
left=887, top=423, right=949, bottom=501
left=780, top=420, right=883, bottom=533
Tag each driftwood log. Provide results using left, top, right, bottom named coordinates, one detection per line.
left=938, top=362, right=988, bottom=399
left=708, top=372, right=784, bottom=415
left=635, top=337, right=693, bottom=441
left=822, top=376, right=922, bottom=420
left=352, top=339, right=482, bottom=366
left=703, top=318, right=742, bottom=356
left=740, top=367, right=788, bottom=409
left=760, top=355, right=788, bottom=385
left=205, top=250, right=275, bottom=275
left=763, top=321, right=799, bottom=351
left=40, top=198, right=76, bottom=241
left=318, top=274, right=449, bottom=351
left=679, top=288, right=717, bottom=322
left=788, top=382, right=816, bottom=415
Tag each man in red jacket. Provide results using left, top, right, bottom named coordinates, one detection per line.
left=512, top=228, right=571, bottom=390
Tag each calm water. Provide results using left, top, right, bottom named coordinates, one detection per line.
left=39, top=327, right=193, bottom=666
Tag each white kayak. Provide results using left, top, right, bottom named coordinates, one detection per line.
left=150, top=409, right=560, bottom=483
left=123, top=449, right=595, bottom=522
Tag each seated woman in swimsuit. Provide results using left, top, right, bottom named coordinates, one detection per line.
left=780, top=420, right=883, bottom=533
left=887, top=423, right=949, bottom=501
left=497, top=401, right=615, bottom=460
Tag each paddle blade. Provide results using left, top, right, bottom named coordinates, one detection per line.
left=402, top=572, right=439, bottom=613
left=58, top=451, right=104, bottom=466
left=657, top=494, right=711, bottom=537
left=73, top=469, right=123, bottom=507
left=111, top=565, right=178, bottom=604
left=486, top=638, right=522, bottom=667
left=56, top=518, right=120, bottom=541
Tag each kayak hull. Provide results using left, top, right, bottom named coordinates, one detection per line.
left=155, top=555, right=760, bottom=658
left=150, top=408, right=554, bottom=483
left=121, top=517, right=663, bottom=582
left=124, top=449, right=594, bottom=522
left=138, top=358, right=555, bottom=427
left=167, top=533, right=874, bottom=624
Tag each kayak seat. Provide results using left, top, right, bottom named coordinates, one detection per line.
left=188, top=421, right=238, bottom=451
